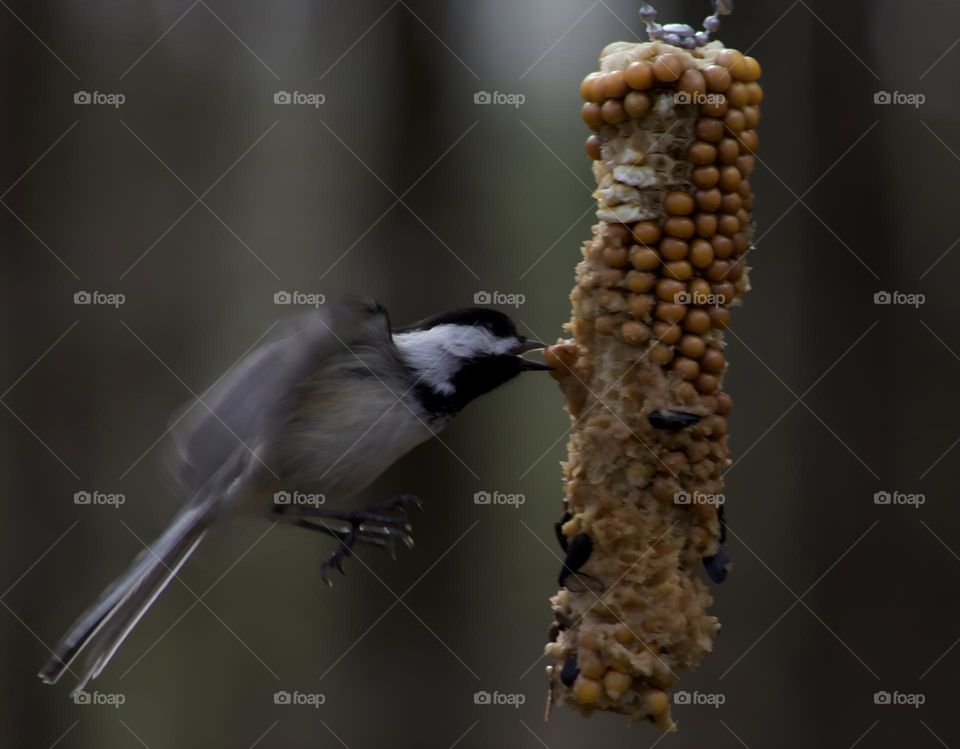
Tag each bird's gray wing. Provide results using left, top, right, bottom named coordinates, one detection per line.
left=166, top=297, right=392, bottom=493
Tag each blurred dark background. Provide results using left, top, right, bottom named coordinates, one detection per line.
left=2, top=0, right=959, bottom=746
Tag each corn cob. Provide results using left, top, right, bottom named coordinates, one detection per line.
left=543, top=40, right=762, bottom=730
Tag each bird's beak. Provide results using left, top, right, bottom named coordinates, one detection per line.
left=514, top=339, right=553, bottom=371
left=515, top=338, right=546, bottom=354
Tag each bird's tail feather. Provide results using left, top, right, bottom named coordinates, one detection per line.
left=38, top=497, right=215, bottom=692
left=83, top=531, right=207, bottom=688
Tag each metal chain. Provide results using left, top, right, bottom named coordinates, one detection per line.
left=639, top=0, right=733, bottom=48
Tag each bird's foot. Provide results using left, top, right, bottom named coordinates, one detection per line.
left=295, top=495, right=422, bottom=585
left=338, top=494, right=421, bottom=553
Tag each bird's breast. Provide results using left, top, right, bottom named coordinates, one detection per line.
left=274, top=363, right=437, bottom=500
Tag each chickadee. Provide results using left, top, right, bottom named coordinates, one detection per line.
left=39, top=297, right=550, bottom=694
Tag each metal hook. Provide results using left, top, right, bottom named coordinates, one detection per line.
left=639, top=0, right=735, bottom=47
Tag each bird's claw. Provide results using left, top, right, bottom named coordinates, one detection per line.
left=316, top=495, right=421, bottom=585
left=320, top=539, right=353, bottom=585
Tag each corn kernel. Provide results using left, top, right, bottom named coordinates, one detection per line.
left=573, top=676, right=603, bottom=704
left=644, top=689, right=669, bottom=716
left=603, top=669, right=633, bottom=700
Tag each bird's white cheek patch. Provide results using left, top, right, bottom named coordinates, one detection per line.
left=394, top=326, right=519, bottom=396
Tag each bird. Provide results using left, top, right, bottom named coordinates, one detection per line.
left=39, top=297, right=551, bottom=694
